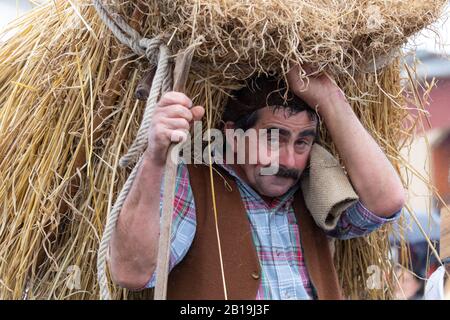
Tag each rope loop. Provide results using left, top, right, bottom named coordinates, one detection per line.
left=140, top=37, right=167, bottom=66
left=92, top=0, right=173, bottom=300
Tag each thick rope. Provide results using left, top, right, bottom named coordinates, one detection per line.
left=92, top=0, right=145, bottom=56
left=93, top=0, right=226, bottom=302
left=119, top=44, right=171, bottom=167
left=92, top=0, right=172, bottom=300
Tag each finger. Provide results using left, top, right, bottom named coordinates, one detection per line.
left=190, top=106, right=205, bottom=122
left=161, top=118, right=190, bottom=131
left=157, top=104, right=194, bottom=122
left=290, top=73, right=307, bottom=91
left=158, top=91, right=193, bottom=109
left=301, top=64, right=317, bottom=75
left=170, top=130, right=188, bottom=143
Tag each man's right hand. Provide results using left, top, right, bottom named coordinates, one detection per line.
left=111, top=91, right=203, bottom=289
left=145, top=91, right=205, bottom=166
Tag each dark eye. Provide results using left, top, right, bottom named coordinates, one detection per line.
left=295, top=140, right=310, bottom=152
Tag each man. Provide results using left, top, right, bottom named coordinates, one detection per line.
left=108, top=65, right=405, bottom=299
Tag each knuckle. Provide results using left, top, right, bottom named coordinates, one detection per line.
left=173, top=92, right=192, bottom=107
left=171, top=130, right=187, bottom=143
left=158, top=92, right=175, bottom=106
left=155, top=99, right=166, bottom=109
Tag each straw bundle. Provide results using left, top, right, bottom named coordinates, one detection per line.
left=0, top=0, right=446, bottom=299
left=137, top=1, right=442, bottom=76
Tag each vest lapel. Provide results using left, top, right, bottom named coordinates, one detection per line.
left=167, top=164, right=261, bottom=299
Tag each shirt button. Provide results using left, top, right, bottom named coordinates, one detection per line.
left=283, top=290, right=290, bottom=299
left=276, top=249, right=281, bottom=256
left=251, top=271, right=260, bottom=280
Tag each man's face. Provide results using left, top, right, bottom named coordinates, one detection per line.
left=232, top=106, right=317, bottom=198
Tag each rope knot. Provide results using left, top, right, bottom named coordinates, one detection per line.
left=93, top=0, right=173, bottom=300
left=139, top=37, right=167, bottom=66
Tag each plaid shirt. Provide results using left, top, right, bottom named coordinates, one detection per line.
left=146, top=163, right=400, bottom=299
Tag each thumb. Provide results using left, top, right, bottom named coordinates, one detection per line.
left=191, top=106, right=205, bottom=121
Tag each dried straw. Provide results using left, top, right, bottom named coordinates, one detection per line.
left=136, top=0, right=447, bottom=79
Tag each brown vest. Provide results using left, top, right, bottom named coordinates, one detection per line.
left=166, top=164, right=342, bottom=300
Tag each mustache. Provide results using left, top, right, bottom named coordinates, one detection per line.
left=273, top=166, right=302, bottom=180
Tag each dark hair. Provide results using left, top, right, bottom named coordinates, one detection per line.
left=222, top=75, right=317, bottom=130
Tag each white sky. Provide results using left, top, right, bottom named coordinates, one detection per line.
left=0, top=0, right=449, bottom=54
left=406, top=2, right=450, bottom=55
left=0, top=1, right=34, bottom=28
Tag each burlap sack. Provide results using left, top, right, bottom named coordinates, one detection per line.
left=301, top=143, right=359, bottom=231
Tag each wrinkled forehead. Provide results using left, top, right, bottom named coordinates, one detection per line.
left=255, top=106, right=318, bottom=130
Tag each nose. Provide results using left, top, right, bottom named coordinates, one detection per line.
left=278, top=144, right=296, bottom=169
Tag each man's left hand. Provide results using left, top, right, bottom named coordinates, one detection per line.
left=286, top=64, right=347, bottom=113
left=286, top=64, right=405, bottom=218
